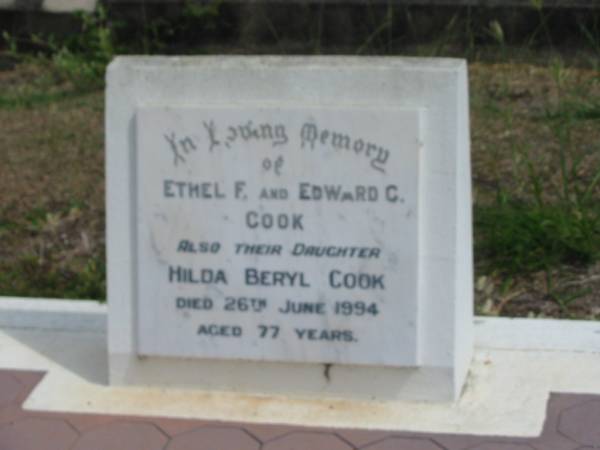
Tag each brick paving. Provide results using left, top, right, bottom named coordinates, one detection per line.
left=0, top=369, right=598, bottom=450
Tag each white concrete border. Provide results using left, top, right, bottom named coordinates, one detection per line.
left=1, top=297, right=599, bottom=436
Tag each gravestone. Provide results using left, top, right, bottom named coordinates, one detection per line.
left=107, top=56, right=473, bottom=401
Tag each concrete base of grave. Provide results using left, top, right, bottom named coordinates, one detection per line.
left=0, top=297, right=599, bottom=448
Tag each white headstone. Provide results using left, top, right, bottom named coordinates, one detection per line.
left=107, top=56, right=473, bottom=402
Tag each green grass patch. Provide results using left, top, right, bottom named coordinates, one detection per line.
left=0, top=255, right=106, bottom=301
left=0, top=86, right=98, bottom=110
left=545, top=101, right=600, bottom=121
left=475, top=199, right=600, bottom=276
left=0, top=5, right=114, bottom=110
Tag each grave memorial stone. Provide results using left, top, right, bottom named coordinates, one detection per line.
left=107, top=56, right=473, bottom=401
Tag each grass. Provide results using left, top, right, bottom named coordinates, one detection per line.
left=0, top=3, right=599, bottom=317
left=0, top=254, right=105, bottom=300
left=469, top=58, right=600, bottom=318
left=476, top=200, right=600, bottom=275
left=0, top=86, right=105, bottom=300
left=476, top=111, right=600, bottom=279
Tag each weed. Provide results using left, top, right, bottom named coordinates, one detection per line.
left=543, top=269, right=593, bottom=316
left=72, top=255, right=106, bottom=300
left=475, top=58, right=600, bottom=316
left=0, top=4, right=116, bottom=110
left=476, top=154, right=600, bottom=284
left=1, top=30, right=18, bottom=54
left=356, top=6, right=393, bottom=55
left=545, top=87, right=600, bottom=121
left=487, top=19, right=505, bottom=46
left=0, top=254, right=106, bottom=301
left=46, top=5, right=115, bottom=88
left=476, top=197, right=600, bottom=272
left=0, top=220, right=17, bottom=239
left=527, top=0, right=555, bottom=48
left=25, top=207, right=50, bottom=232
left=135, top=0, right=227, bottom=54
left=0, top=88, right=87, bottom=109
left=579, top=20, right=600, bottom=61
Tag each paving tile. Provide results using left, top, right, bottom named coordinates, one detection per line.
left=529, top=393, right=586, bottom=450
left=0, top=373, right=22, bottom=410
left=0, top=407, right=24, bottom=426
left=0, top=417, right=78, bottom=450
left=1, top=369, right=600, bottom=450
left=0, top=406, right=31, bottom=428
left=7, top=371, right=44, bottom=401
left=0, top=371, right=45, bottom=426
left=167, top=426, right=260, bottom=449
left=71, top=421, right=168, bottom=450
left=435, top=434, right=492, bottom=449
left=557, top=400, right=600, bottom=447
left=531, top=436, right=580, bottom=450
left=541, top=394, right=588, bottom=433
left=244, top=422, right=306, bottom=443
left=262, top=431, right=354, bottom=449
left=66, top=414, right=120, bottom=433
left=465, top=442, right=536, bottom=450
left=360, top=435, right=446, bottom=449
left=337, top=429, right=389, bottom=448
left=155, top=417, right=210, bottom=437
left=5, top=370, right=42, bottom=386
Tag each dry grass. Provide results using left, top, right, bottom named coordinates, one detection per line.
left=0, top=64, right=105, bottom=299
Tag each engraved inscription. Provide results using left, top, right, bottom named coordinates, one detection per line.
left=136, top=107, right=421, bottom=367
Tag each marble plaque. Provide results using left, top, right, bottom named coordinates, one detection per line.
left=135, top=107, right=422, bottom=367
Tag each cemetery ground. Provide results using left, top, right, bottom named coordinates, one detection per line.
left=0, top=47, right=599, bottom=320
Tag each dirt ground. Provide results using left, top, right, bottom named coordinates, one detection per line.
left=0, top=60, right=105, bottom=300
left=0, top=57, right=599, bottom=319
